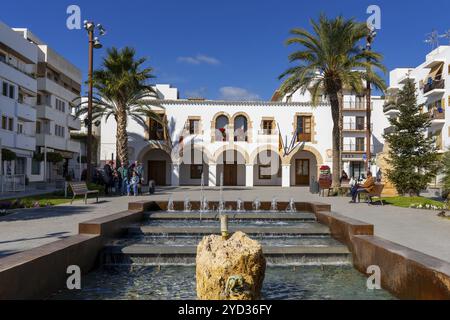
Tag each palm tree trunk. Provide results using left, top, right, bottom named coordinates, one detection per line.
left=329, top=92, right=341, bottom=188
left=116, top=107, right=129, bottom=165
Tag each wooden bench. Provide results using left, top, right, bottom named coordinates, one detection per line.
left=69, top=182, right=99, bottom=204
left=358, top=184, right=385, bottom=205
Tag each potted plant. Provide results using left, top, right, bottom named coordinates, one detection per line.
left=219, top=128, right=227, bottom=141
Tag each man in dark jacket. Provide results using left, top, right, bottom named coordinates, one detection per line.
left=103, top=161, right=113, bottom=195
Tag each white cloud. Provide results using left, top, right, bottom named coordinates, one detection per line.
left=177, top=54, right=220, bottom=65
left=219, top=87, right=261, bottom=101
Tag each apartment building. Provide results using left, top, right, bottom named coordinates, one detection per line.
left=16, top=28, right=82, bottom=181
left=0, top=21, right=37, bottom=181
left=383, top=46, right=450, bottom=187
left=0, top=20, right=82, bottom=183
left=100, top=84, right=387, bottom=187
left=384, top=46, right=450, bottom=153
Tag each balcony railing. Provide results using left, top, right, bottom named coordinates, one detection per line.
left=429, top=108, right=445, bottom=120
left=0, top=60, right=36, bottom=79
left=258, top=129, right=278, bottom=135
left=342, top=101, right=372, bottom=110
left=343, top=123, right=373, bottom=131
left=343, top=144, right=365, bottom=152
left=424, top=79, right=445, bottom=94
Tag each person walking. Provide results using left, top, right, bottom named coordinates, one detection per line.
left=135, top=161, right=144, bottom=194
left=118, top=162, right=130, bottom=196
left=103, top=161, right=113, bottom=196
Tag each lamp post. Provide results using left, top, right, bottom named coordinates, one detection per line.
left=365, top=28, right=376, bottom=172
left=83, top=20, right=105, bottom=182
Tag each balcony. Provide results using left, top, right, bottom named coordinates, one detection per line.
left=342, top=101, right=372, bottom=111
left=343, top=123, right=373, bottom=132
left=429, top=108, right=445, bottom=123
left=423, top=79, right=445, bottom=97
left=257, top=129, right=279, bottom=144
left=37, top=78, right=79, bottom=103
left=343, top=144, right=365, bottom=153
left=36, top=134, right=67, bottom=151
left=16, top=101, right=36, bottom=122
left=67, top=115, right=81, bottom=131
left=15, top=134, right=35, bottom=151
left=0, top=61, right=37, bottom=93
left=66, top=139, right=81, bottom=153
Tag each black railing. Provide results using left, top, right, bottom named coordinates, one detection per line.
left=424, top=79, right=445, bottom=94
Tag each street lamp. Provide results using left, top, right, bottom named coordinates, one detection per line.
left=365, top=27, right=376, bottom=172
left=83, top=20, right=105, bottom=182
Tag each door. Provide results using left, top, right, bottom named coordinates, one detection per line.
left=295, top=159, right=310, bottom=186
left=148, top=161, right=166, bottom=186
left=223, top=164, right=238, bottom=186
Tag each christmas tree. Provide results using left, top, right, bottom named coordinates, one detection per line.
left=383, top=79, right=440, bottom=196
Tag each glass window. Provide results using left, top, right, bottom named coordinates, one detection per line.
left=258, top=165, right=272, bottom=180
left=189, top=119, right=200, bottom=134
left=297, top=116, right=312, bottom=142
left=15, top=157, right=26, bottom=175
left=9, top=85, right=15, bottom=99
left=190, top=164, right=203, bottom=179
left=2, top=82, right=8, bottom=96
left=32, top=159, right=41, bottom=175
left=8, top=118, right=13, bottom=131
left=262, top=120, right=273, bottom=134
left=1, top=116, right=7, bottom=130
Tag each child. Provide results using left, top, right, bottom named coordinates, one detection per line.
left=127, top=171, right=140, bottom=196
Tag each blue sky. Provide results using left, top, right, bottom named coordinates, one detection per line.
left=2, top=0, right=450, bottom=100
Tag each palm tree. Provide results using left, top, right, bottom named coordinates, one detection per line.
left=278, top=15, right=386, bottom=187
left=75, top=47, right=164, bottom=165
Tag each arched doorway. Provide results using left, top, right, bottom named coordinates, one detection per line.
left=251, top=148, right=282, bottom=186
left=288, top=149, right=320, bottom=187
left=215, top=148, right=248, bottom=186
left=138, top=145, right=172, bottom=186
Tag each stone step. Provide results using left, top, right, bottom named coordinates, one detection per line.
left=128, top=225, right=331, bottom=236
left=105, top=244, right=350, bottom=256
left=144, top=212, right=317, bottom=221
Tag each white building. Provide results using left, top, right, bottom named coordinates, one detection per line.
left=384, top=45, right=450, bottom=187
left=100, top=84, right=388, bottom=187
left=0, top=21, right=38, bottom=181
left=385, top=46, right=450, bottom=153
left=0, top=20, right=82, bottom=184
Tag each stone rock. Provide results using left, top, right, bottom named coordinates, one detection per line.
left=196, top=231, right=266, bottom=300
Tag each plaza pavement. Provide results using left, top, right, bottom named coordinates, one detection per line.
left=0, top=186, right=449, bottom=263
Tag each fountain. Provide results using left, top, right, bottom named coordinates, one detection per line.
left=184, top=196, right=192, bottom=212
left=200, top=196, right=209, bottom=213
left=167, top=196, right=175, bottom=212
left=270, top=197, right=278, bottom=212
left=236, top=198, right=245, bottom=213
left=286, top=198, right=297, bottom=213
left=253, top=198, right=261, bottom=212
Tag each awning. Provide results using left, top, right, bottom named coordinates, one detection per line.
left=426, top=62, right=444, bottom=81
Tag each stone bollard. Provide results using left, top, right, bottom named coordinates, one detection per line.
left=196, top=231, right=266, bottom=300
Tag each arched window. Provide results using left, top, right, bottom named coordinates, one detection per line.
left=234, top=115, right=248, bottom=142
left=215, top=115, right=229, bottom=142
